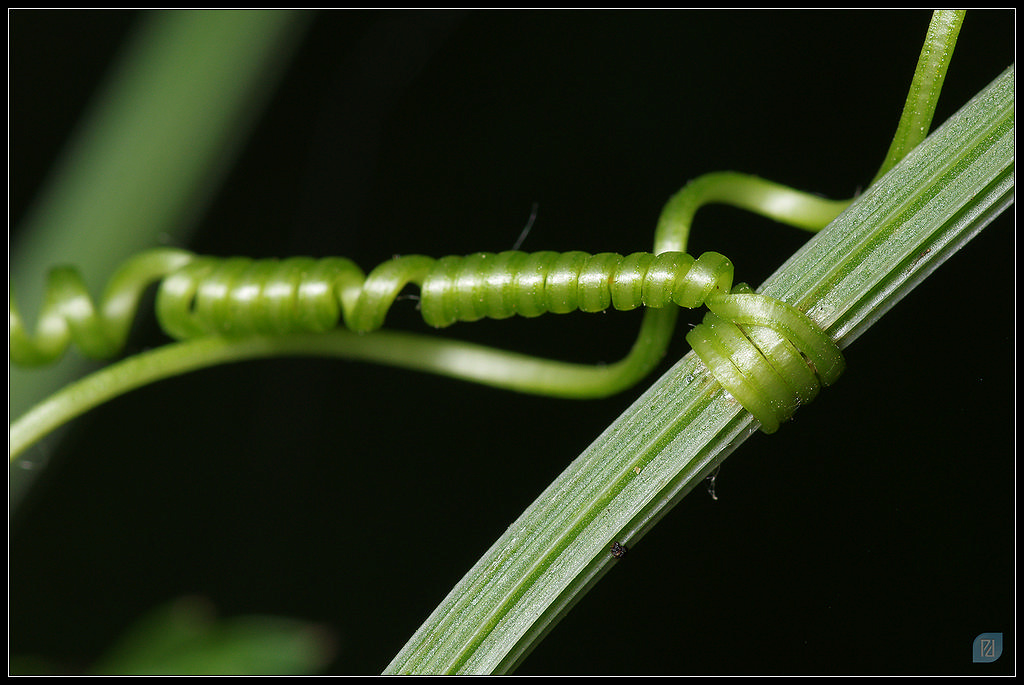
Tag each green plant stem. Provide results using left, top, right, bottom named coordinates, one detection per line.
left=871, top=10, right=964, bottom=184
left=6, top=329, right=638, bottom=461
left=384, top=64, right=1014, bottom=674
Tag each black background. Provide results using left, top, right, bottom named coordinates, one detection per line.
left=10, top=10, right=1014, bottom=675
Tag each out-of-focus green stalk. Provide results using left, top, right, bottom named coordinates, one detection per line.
left=384, top=64, right=1014, bottom=675
left=10, top=10, right=311, bottom=503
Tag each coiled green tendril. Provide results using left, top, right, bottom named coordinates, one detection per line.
left=10, top=242, right=844, bottom=434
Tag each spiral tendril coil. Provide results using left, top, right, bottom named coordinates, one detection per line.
left=9, top=247, right=843, bottom=432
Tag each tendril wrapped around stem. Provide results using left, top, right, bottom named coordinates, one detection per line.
left=10, top=243, right=844, bottom=434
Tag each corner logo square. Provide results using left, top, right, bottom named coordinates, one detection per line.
left=972, top=633, right=1003, bottom=663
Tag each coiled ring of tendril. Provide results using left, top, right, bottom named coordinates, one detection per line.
left=9, top=246, right=844, bottom=433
